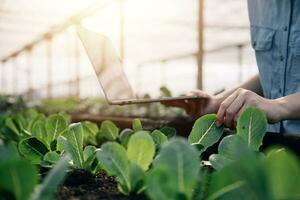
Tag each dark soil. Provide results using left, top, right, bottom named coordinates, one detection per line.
left=56, top=169, right=148, bottom=200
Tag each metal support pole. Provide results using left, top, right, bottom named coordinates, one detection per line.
left=74, top=30, right=80, bottom=98
left=1, top=62, right=6, bottom=93
left=13, top=57, right=18, bottom=94
left=0, top=61, right=3, bottom=92
left=197, top=0, right=204, bottom=89
left=46, top=37, right=53, bottom=99
left=68, top=33, right=73, bottom=97
left=27, top=48, right=33, bottom=99
left=237, top=44, right=243, bottom=83
left=119, top=0, right=125, bottom=61
left=0, top=62, right=2, bottom=92
left=161, top=61, right=166, bottom=86
left=135, top=64, right=141, bottom=93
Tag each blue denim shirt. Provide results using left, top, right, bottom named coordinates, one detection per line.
left=247, top=0, right=300, bottom=134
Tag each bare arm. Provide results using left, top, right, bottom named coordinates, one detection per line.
left=276, top=93, right=300, bottom=121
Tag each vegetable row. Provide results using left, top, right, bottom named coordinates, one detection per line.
left=0, top=107, right=300, bottom=200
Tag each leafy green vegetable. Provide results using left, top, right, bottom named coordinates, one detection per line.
left=42, top=151, right=61, bottom=167
left=18, top=137, right=49, bottom=164
left=59, top=123, right=84, bottom=168
left=10, top=114, right=26, bottom=134
left=1, top=117, right=20, bottom=142
left=31, top=120, right=48, bottom=146
left=193, top=166, right=211, bottom=200
left=99, top=120, right=119, bottom=141
left=160, top=127, right=176, bottom=138
left=0, top=158, right=38, bottom=200
left=83, top=145, right=99, bottom=172
left=147, top=138, right=200, bottom=200
left=132, top=119, right=143, bottom=132
left=82, top=121, right=98, bottom=145
left=207, top=148, right=300, bottom=200
left=146, top=167, right=178, bottom=200
left=207, top=152, right=269, bottom=200
left=160, top=86, right=172, bottom=97
left=119, top=128, right=133, bottom=148
left=236, top=107, right=267, bottom=150
left=45, top=114, right=68, bottom=143
left=97, top=139, right=148, bottom=195
left=265, top=149, right=300, bottom=199
left=128, top=163, right=145, bottom=194
left=0, top=142, right=20, bottom=162
left=31, top=155, right=70, bottom=200
left=151, top=130, right=168, bottom=146
left=209, top=107, right=268, bottom=170
left=188, top=114, right=223, bottom=153
left=97, top=142, right=131, bottom=194
left=209, top=135, right=250, bottom=170
left=127, top=131, right=155, bottom=171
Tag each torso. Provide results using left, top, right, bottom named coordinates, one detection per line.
left=247, top=0, right=300, bottom=134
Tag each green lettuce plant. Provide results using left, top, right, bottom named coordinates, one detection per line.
left=17, top=114, right=69, bottom=165
left=96, top=120, right=119, bottom=144
left=0, top=143, right=69, bottom=200
left=132, top=118, right=143, bottom=132
left=206, top=148, right=300, bottom=200
left=159, top=126, right=177, bottom=138
left=209, top=107, right=267, bottom=170
left=82, top=121, right=99, bottom=146
left=58, top=123, right=99, bottom=173
left=150, top=130, right=168, bottom=147
left=119, top=128, right=134, bottom=148
left=97, top=131, right=155, bottom=195
left=146, top=138, right=200, bottom=200
left=31, top=155, right=70, bottom=200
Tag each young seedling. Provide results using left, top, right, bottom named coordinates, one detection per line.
left=132, top=119, right=143, bottom=132
left=97, top=120, right=119, bottom=143
left=146, top=138, right=200, bottom=200
left=209, top=107, right=267, bottom=170
left=97, top=131, right=155, bottom=195
left=0, top=143, right=69, bottom=200
left=159, top=126, right=177, bottom=139
left=206, top=148, right=300, bottom=200
left=18, top=137, right=49, bottom=165
left=58, top=123, right=100, bottom=172
left=150, top=130, right=168, bottom=147
left=59, top=123, right=84, bottom=168
left=82, top=121, right=99, bottom=146
left=119, top=128, right=134, bottom=148
left=0, top=155, right=38, bottom=200
left=17, top=114, right=69, bottom=165
left=31, top=155, right=70, bottom=200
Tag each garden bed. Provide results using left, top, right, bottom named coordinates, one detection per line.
left=56, top=170, right=148, bottom=200
left=71, top=113, right=300, bottom=158
left=71, top=113, right=194, bottom=136
left=1, top=103, right=300, bottom=200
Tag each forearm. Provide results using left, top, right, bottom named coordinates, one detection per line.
left=275, top=93, right=300, bottom=121
left=216, top=74, right=263, bottom=101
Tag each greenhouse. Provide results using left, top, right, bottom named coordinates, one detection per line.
left=0, top=0, right=299, bottom=200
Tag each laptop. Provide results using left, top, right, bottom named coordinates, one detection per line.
left=77, top=26, right=203, bottom=105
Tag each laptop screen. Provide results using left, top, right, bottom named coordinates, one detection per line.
left=77, top=27, right=136, bottom=101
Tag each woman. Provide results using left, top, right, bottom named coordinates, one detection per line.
left=166, top=0, right=300, bottom=134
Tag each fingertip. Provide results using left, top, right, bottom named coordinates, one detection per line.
left=216, top=120, right=222, bottom=127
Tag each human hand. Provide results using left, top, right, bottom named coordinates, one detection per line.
left=216, top=88, right=282, bottom=128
